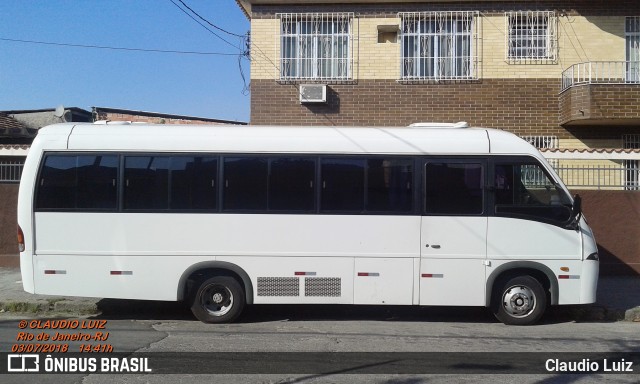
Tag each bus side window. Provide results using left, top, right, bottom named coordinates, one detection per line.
left=170, top=157, right=218, bottom=210
left=367, top=159, right=413, bottom=212
left=424, top=162, right=484, bottom=215
left=36, top=154, right=118, bottom=210
left=320, top=158, right=365, bottom=212
left=223, top=157, right=268, bottom=211
left=124, top=156, right=170, bottom=210
left=493, top=162, right=572, bottom=223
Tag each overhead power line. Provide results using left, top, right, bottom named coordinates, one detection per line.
left=175, top=0, right=245, bottom=38
left=168, top=0, right=245, bottom=53
left=0, top=37, right=241, bottom=56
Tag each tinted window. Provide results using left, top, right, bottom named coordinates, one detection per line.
left=170, top=157, right=217, bottom=210
left=36, top=155, right=118, bottom=210
left=494, top=163, right=572, bottom=223
left=425, top=162, right=483, bottom=215
left=223, top=158, right=268, bottom=210
left=124, top=156, right=170, bottom=210
left=367, top=159, right=413, bottom=212
left=269, top=158, right=315, bottom=211
left=321, top=158, right=365, bottom=211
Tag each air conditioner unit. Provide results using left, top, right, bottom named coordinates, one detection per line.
left=299, top=84, right=327, bottom=104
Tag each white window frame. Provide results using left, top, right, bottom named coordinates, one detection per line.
left=277, top=12, right=353, bottom=82
left=399, top=11, right=479, bottom=81
left=626, top=17, right=640, bottom=82
left=506, top=11, right=557, bottom=62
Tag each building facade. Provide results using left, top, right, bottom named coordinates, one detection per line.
left=238, top=0, right=640, bottom=152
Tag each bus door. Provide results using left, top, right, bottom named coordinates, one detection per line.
left=419, top=159, right=488, bottom=306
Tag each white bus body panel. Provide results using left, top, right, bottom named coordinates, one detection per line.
left=66, top=124, right=492, bottom=156
left=33, top=213, right=420, bottom=301
left=420, top=217, right=487, bottom=306
left=487, top=218, right=582, bottom=260
left=17, top=125, right=74, bottom=294
left=353, top=258, right=414, bottom=304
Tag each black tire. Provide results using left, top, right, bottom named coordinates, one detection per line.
left=491, top=275, right=547, bottom=326
left=190, top=276, right=245, bottom=323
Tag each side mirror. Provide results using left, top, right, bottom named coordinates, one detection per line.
left=565, top=194, right=582, bottom=230
left=572, top=194, right=582, bottom=218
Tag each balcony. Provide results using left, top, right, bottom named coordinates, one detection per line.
left=560, top=61, right=640, bottom=126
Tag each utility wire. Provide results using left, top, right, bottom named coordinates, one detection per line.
left=175, top=0, right=245, bottom=37
left=0, top=37, right=241, bottom=56
left=168, top=0, right=243, bottom=53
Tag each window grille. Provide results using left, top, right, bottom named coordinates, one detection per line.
left=506, top=11, right=557, bottom=62
left=520, top=135, right=558, bottom=150
left=277, top=12, right=353, bottom=82
left=0, top=158, right=24, bottom=183
left=520, top=135, right=558, bottom=169
left=626, top=17, right=640, bottom=82
left=399, top=11, right=479, bottom=81
left=623, top=134, right=640, bottom=190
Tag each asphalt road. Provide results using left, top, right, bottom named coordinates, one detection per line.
left=0, top=302, right=638, bottom=383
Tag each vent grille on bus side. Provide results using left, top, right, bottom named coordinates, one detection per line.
left=257, top=277, right=300, bottom=296
left=304, top=277, right=341, bottom=297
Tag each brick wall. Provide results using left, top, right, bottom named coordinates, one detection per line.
left=560, top=85, right=640, bottom=125
left=252, top=78, right=570, bottom=137
left=576, top=189, right=640, bottom=275
left=0, top=184, right=19, bottom=267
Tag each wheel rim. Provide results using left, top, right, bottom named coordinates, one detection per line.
left=200, top=283, right=233, bottom=317
left=501, top=284, right=536, bottom=318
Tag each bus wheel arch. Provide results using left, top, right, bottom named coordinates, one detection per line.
left=178, top=261, right=254, bottom=306
left=486, top=263, right=558, bottom=325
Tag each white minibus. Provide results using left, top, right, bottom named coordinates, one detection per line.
left=18, top=122, right=599, bottom=325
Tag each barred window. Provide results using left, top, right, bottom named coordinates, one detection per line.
left=278, top=13, right=353, bottom=81
left=520, top=135, right=558, bottom=150
left=399, top=11, right=479, bottom=81
left=506, top=11, right=557, bottom=62
left=626, top=17, right=640, bottom=82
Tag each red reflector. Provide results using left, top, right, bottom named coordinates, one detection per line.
left=559, top=275, right=569, bottom=279
left=294, top=272, right=316, bottom=276
left=110, top=271, right=133, bottom=276
left=422, top=274, right=433, bottom=278
left=357, top=272, right=379, bottom=277
left=44, top=270, right=66, bottom=275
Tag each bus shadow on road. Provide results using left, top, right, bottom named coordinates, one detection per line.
left=92, top=299, right=597, bottom=325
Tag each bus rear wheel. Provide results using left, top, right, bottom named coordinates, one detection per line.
left=190, top=276, right=245, bottom=323
left=492, top=275, right=546, bottom=326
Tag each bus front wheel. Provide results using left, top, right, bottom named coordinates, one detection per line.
left=190, top=276, right=245, bottom=323
left=492, top=275, right=546, bottom=326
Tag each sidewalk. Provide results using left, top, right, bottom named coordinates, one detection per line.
left=0, top=267, right=638, bottom=321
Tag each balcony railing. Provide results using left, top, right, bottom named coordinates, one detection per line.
left=561, top=61, right=640, bottom=92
